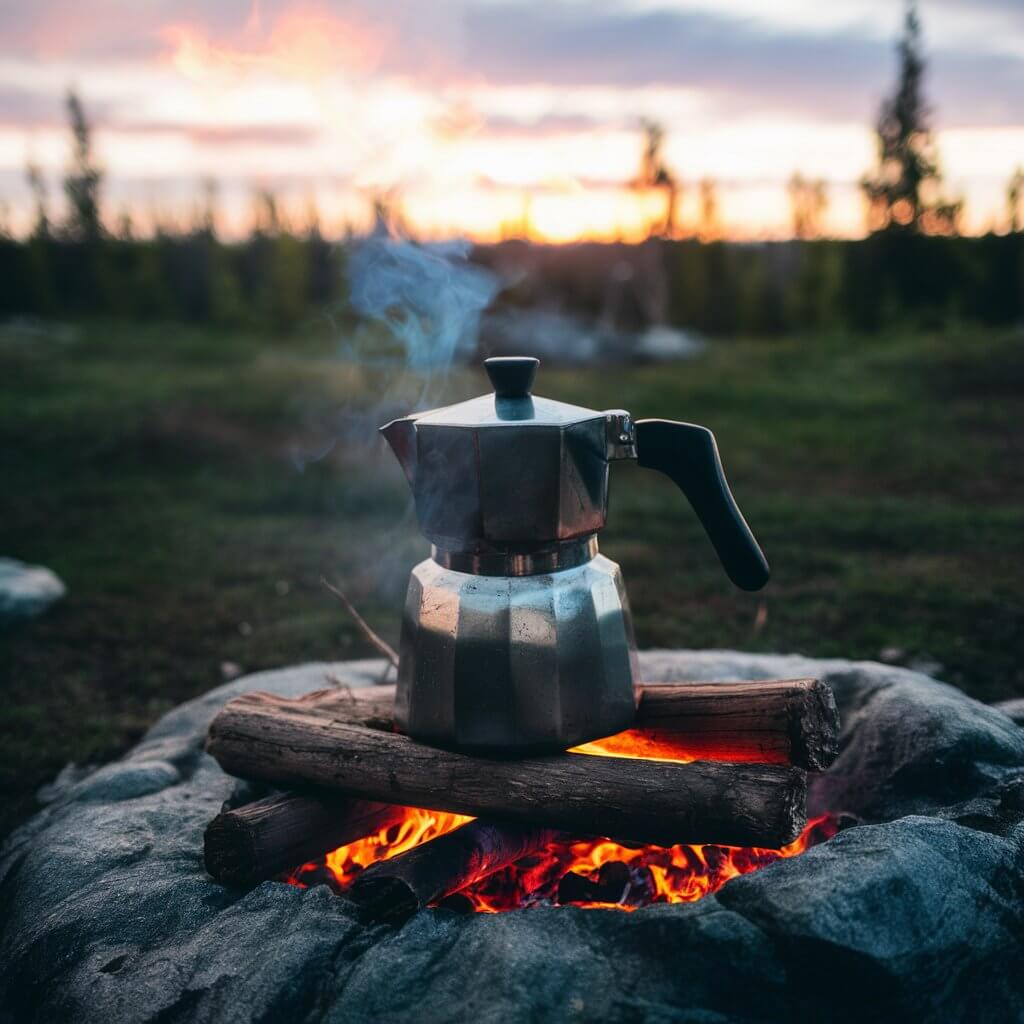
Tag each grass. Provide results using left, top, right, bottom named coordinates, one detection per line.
left=1, top=318, right=1022, bottom=839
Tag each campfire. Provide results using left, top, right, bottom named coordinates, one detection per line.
left=202, top=355, right=840, bottom=920
left=286, top=808, right=840, bottom=913
left=203, top=677, right=839, bottom=921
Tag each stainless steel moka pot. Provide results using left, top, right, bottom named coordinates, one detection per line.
left=381, top=356, right=769, bottom=753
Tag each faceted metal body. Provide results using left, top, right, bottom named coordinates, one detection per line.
left=383, top=395, right=623, bottom=550
left=395, top=550, right=639, bottom=752
left=382, top=355, right=768, bottom=752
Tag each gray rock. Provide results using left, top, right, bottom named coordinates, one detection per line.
left=0, top=557, right=66, bottom=623
left=634, top=325, right=706, bottom=361
left=994, top=697, right=1024, bottom=727
left=2, top=652, right=1023, bottom=1024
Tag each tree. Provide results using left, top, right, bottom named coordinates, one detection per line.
left=634, top=119, right=679, bottom=237
left=25, top=162, right=51, bottom=239
left=697, top=178, right=720, bottom=242
left=787, top=173, right=828, bottom=240
left=1007, top=167, right=1024, bottom=234
left=23, top=163, right=56, bottom=311
left=63, top=89, right=104, bottom=242
left=114, top=209, right=135, bottom=241
left=196, top=178, right=219, bottom=239
left=860, top=3, right=961, bottom=235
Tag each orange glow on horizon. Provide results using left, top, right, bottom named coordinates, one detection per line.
left=1, top=2, right=1018, bottom=243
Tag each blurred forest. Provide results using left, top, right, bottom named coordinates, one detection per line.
left=1, top=4, right=1021, bottom=339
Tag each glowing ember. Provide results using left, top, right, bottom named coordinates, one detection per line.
left=458, top=814, right=838, bottom=912
left=573, top=731, right=789, bottom=765
left=286, top=806, right=839, bottom=913
left=287, top=730, right=837, bottom=910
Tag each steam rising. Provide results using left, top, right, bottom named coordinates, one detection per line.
left=291, top=232, right=499, bottom=473
left=290, top=230, right=501, bottom=611
left=347, top=234, right=498, bottom=370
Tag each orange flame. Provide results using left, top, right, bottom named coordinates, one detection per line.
left=286, top=807, right=471, bottom=889
left=459, top=814, right=837, bottom=912
left=286, top=728, right=838, bottom=910
left=287, top=806, right=837, bottom=912
left=573, top=730, right=789, bottom=764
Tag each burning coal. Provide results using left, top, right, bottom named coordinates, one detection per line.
left=285, top=729, right=837, bottom=912
left=286, top=807, right=838, bottom=912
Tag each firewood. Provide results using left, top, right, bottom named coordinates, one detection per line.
left=203, top=791, right=407, bottom=886
left=206, top=692, right=807, bottom=848
left=629, top=678, right=838, bottom=771
left=349, top=820, right=558, bottom=923
left=300, top=677, right=839, bottom=770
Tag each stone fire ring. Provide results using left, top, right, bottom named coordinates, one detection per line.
left=2, top=651, right=1024, bottom=1023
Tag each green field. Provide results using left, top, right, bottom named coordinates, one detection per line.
left=2, top=319, right=1022, bottom=838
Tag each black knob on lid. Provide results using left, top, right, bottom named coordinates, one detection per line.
left=485, top=357, right=539, bottom=398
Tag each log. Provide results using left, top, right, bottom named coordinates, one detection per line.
left=284, top=678, right=839, bottom=770
left=206, top=692, right=807, bottom=848
left=623, top=678, right=838, bottom=771
left=349, top=820, right=558, bottom=923
left=203, top=791, right=406, bottom=886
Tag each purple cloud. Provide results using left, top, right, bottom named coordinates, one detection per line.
left=0, top=0, right=1019, bottom=129
left=454, top=4, right=1023, bottom=127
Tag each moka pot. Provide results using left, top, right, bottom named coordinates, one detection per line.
left=381, top=356, right=769, bottom=753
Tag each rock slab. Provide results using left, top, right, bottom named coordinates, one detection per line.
left=2, top=652, right=1024, bottom=1024
left=0, top=557, right=66, bottom=623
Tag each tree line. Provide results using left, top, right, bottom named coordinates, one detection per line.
left=0, top=2, right=1021, bottom=335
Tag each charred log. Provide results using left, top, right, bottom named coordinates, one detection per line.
left=349, top=821, right=558, bottom=923
left=627, top=678, right=838, bottom=771
left=203, top=791, right=406, bottom=886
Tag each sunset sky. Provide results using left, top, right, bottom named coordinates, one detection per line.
left=1, top=0, right=1022, bottom=241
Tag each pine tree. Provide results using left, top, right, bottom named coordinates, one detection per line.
left=24, top=163, right=55, bottom=312
left=860, top=3, right=961, bottom=235
left=25, top=162, right=51, bottom=239
left=63, top=90, right=103, bottom=242
left=1007, top=167, right=1024, bottom=234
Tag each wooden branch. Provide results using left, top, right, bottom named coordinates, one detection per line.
left=349, top=820, right=558, bottom=923
left=203, top=791, right=407, bottom=886
left=321, top=577, right=398, bottom=668
left=206, top=693, right=807, bottom=848
left=293, top=677, right=839, bottom=771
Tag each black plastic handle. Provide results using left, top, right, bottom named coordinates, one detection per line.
left=635, top=419, right=770, bottom=591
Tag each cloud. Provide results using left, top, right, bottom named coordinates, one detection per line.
left=119, top=121, right=322, bottom=146
left=0, top=84, right=119, bottom=130
left=186, top=122, right=320, bottom=145
left=932, top=0, right=1024, bottom=28
left=482, top=112, right=625, bottom=138
left=0, top=0, right=446, bottom=65
left=454, top=3, right=1024, bottom=127
left=0, top=0, right=1020, bottom=131
left=0, top=0, right=253, bottom=60
left=433, top=110, right=624, bottom=142
left=0, top=86, right=66, bottom=129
